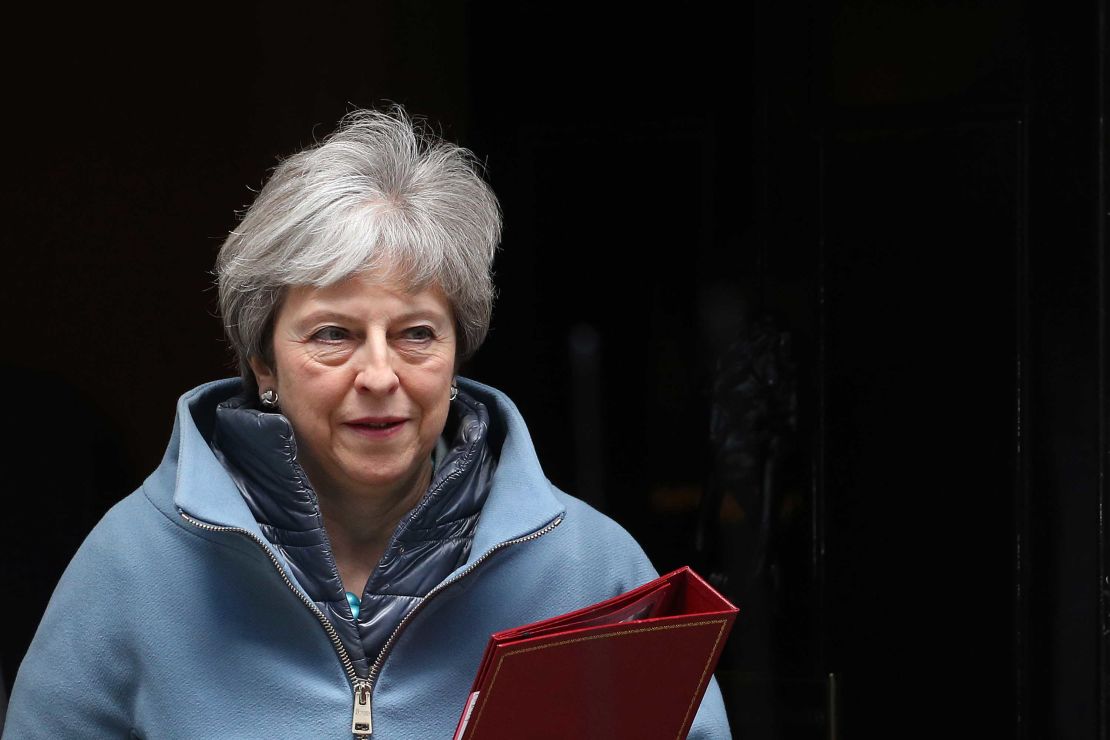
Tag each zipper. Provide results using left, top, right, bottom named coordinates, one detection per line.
left=352, top=678, right=373, bottom=735
left=179, top=511, right=371, bottom=737
left=179, top=508, right=562, bottom=737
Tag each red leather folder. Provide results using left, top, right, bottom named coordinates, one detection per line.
left=452, top=566, right=738, bottom=740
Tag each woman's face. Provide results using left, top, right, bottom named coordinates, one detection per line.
left=250, top=272, right=456, bottom=501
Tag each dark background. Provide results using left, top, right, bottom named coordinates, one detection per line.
left=3, top=1, right=1107, bottom=737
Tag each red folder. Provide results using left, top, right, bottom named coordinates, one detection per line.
left=453, top=566, right=738, bottom=740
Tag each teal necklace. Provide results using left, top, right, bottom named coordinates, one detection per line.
left=346, top=591, right=361, bottom=619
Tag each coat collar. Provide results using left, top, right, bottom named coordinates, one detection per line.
left=454, top=377, right=566, bottom=557
left=148, top=377, right=565, bottom=573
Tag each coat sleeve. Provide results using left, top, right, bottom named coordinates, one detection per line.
left=3, top=500, right=145, bottom=738
left=688, top=677, right=734, bottom=739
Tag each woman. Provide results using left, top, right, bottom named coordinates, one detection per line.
left=4, top=108, right=731, bottom=738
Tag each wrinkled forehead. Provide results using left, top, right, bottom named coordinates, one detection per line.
left=347, top=260, right=438, bottom=294
left=276, top=266, right=451, bottom=323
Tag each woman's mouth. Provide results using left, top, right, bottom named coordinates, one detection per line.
left=346, top=418, right=407, bottom=437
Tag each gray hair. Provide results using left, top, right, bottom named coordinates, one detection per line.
left=216, top=106, right=502, bottom=389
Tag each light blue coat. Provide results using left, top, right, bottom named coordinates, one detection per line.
left=4, top=378, right=732, bottom=738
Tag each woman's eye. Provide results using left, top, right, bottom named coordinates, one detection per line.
left=403, top=326, right=435, bottom=342
left=312, top=326, right=349, bottom=342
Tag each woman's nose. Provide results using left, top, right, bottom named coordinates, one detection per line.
left=353, top=338, right=400, bottom=394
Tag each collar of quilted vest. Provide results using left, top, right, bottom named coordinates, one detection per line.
left=207, top=387, right=497, bottom=678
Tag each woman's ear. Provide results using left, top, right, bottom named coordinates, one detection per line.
left=248, top=356, right=277, bottom=391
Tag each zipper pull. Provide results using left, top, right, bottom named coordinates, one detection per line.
left=352, top=679, right=373, bottom=737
